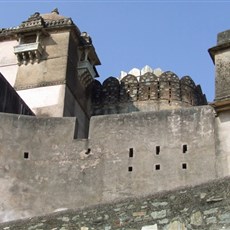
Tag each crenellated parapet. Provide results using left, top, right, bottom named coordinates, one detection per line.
left=92, top=66, right=207, bottom=115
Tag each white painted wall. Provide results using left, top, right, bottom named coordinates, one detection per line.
left=17, top=84, right=66, bottom=117
left=0, top=40, right=18, bottom=86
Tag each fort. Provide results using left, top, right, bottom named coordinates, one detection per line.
left=0, top=9, right=230, bottom=230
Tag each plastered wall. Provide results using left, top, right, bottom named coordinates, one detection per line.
left=0, top=105, right=218, bottom=223
left=0, top=40, right=18, bottom=86
left=15, top=31, right=70, bottom=90
left=17, top=84, right=66, bottom=117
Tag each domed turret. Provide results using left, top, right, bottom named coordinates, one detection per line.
left=91, top=66, right=207, bottom=115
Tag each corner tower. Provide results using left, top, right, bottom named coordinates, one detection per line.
left=209, top=30, right=230, bottom=177
left=209, top=29, right=230, bottom=111
left=0, top=9, right=101, bottom=137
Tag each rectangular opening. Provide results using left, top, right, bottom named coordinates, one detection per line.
left=183, top=144, right=187, bottom=153
left=182, top=163, right=187, bottom=169
left=22, top=35, right=37, bottom=44
left=85, top=148, right=91, bottom=155
left=73, top=117, right=78, bottom=139
left=155, top=164, right=160, bottom=170
left=156, top=146, right=160, bottom=155
left=148, top=87, right=151, bottom=100
left=24, top=152, right=29, bottom=159
left=128, top=166, right=133, bottom=172
left=129, top=148, right=134, bottom=157
left=157, top=82, right=160, bottom=90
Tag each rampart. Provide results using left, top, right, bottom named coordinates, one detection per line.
left=92, top=71, right=207, bottom=115
left=0, top=105, right=217, bottom=222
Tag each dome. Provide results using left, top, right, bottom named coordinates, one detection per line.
left=40, top=9, right=69, bottom=21
left=91, top=66, right=207, bottom=115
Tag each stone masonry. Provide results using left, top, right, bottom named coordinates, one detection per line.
left=1, top=177, right=230, bottom=229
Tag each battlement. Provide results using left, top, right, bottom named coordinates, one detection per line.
left=92, top=66, right=207, bottom=115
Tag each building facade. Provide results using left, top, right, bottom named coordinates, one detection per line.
left=0, top=9, right=100, bottom=137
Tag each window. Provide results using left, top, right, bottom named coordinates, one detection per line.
left=129, top=148, right=134, bottom=157
left=21, top=35, right=37, bottom=44
left=182, top=163, right=187, bottom=169
left=156, top=146, right=160, bottom=155
left=14, top=32, right=43, bottom=65
left=128, top=166, right=133, bottom=172
left=155, top=164, right=160, bottom=170
left=24, top=152, right=29, bottom=159
left=183, top=145, right=187, bottom=153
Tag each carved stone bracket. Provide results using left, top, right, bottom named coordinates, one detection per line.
left=78, top=60, right=97, bottom=88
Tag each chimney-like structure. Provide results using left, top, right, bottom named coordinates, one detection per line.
left=209, top=29, right=230, bottom=112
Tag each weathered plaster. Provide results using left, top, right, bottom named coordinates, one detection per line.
left=0, top=106, right=218, bottom=222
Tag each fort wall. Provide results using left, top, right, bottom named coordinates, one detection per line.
left=1, top=10, right=230, bottom=227
left=92, top=72, right=207, bottom=115
left=2, top=177, right=230, bottom=229
left=0, top=105, right=217, bottom=222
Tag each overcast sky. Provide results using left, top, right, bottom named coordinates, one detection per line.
left=1, top=1, right=230, bottom=102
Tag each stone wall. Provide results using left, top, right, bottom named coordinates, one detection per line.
left=89, top=105, right=216, bottom=201
left=92, top=71, right=207, bottom=115
left=209, top=29, right=230, bottom=101
left=1, top=177, right=230, bottom=230
left=0, top=106, right=217, bottom=223
left=215, top=110, right=230, bottom=177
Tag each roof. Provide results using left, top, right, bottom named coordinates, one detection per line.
left=0, top=8, right=77, bottom=38
left=40, top=8, right=68, bottom=21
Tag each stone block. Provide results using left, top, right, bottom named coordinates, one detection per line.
left=151, top=210, right=166, bottom=219
left=141, top=224, right=158, bottom=230
left=219, top=212, right=230, bottom=223
left=206, top=217, right=217, bottom=224
left=133, top=211, right=146, bottom=217
left=204, top=208, right=218, bottom=215
left=165, top=220, right=187, bottom=230
left=190, top=211, right=202, bottom=226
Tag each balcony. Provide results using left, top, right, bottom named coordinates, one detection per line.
left=14, top=42, right=43, bottom=65
left=77, top=60, right=97, bottom=87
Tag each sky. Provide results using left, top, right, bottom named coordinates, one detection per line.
left=0, top=1, right=230, bottom=102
